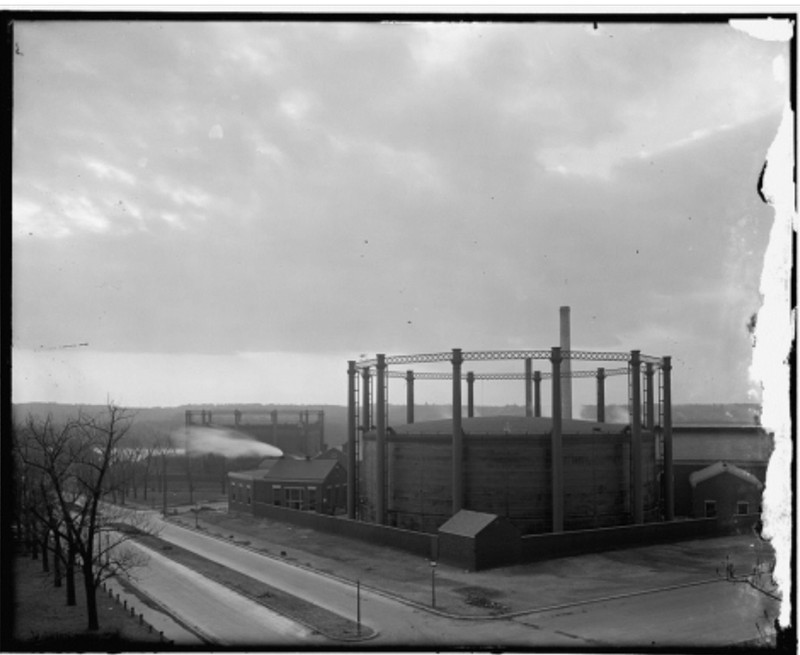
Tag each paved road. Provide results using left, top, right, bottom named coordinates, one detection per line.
left=122, top=539, right=321, bottom=646
left=126, top=512, right=776, bottom=648
left=150, top=517, right=581, bottom=647
left=512, top=580, right=778, bottom=648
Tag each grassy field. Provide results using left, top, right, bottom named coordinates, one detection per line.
left=9, top=553, right=167, bottom=651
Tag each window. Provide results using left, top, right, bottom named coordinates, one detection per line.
left=272, top=485, right=282, bottom=506
left=704, top=500, right=717, bottom=518
left=737, top=502, right=749, bottom=515
left=284, top=487, right=305, bottom=510
left=307, top=487, right=317, bottom=511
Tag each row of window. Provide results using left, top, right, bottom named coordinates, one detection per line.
left=230, top=481, right=252, bottom=505
left=704, top=500, right=750, bottom=518
left=230, top=481, right=347, bottom=512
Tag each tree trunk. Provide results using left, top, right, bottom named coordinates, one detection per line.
left=83, top=562, right=99, bottom=631
left=40, top=529, right=50, bottom=573
left=30, top=528, right=38, bottom=561
left=65, top=543, right=76, bottom=606
left=53, top=531, right=62, bottom=588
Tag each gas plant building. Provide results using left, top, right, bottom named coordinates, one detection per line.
left=346, top=307, right=675, bottom=536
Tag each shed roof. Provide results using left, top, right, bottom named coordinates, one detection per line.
left=438, top=510, right=500, bottom=538
left=689, top=461, right=764, bottom=489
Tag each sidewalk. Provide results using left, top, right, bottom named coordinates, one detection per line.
left=167, top=505, right=775, bottom=618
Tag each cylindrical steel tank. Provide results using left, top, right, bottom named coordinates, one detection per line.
left=360, top=416, right=658, bottom=534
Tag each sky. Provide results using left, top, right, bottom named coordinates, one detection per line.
left=11, top=17, right=792, bottom=410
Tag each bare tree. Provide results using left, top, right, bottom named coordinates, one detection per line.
left=17, top=404, right=155, bottom=631
left=140, top=438, right=161, bottom=504
left=13, top=418, right=77, bottom=604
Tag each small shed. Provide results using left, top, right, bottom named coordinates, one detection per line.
left=438, top=510, right=521, bottom=571
left=689, top=461, right=764, bottom=520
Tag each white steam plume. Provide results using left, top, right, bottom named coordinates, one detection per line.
left=179, top=426, right=283, bottom=458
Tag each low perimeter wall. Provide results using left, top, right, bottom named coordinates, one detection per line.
left=248, top=501, right=436, bottom=559
left=231, top=503, right=760, bottom=569
left=520, top=514, right=761, bottom=564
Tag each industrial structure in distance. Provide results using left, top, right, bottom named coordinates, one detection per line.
left=218, top=307, right=768, bottom=570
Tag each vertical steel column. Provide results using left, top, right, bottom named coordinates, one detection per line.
left=375, top=355, right=387, bottom=525
left=185, top=410, right=192, bottom=426
left=596, top=367, right=606, bottom=423
left=630, top=350, right=643, bottom=524
left=467, top=372, right=475, bottom=418
left=662, top=356, right=674, bottom=521
left=347, top=361, right=357, bottom=519
left=234, top=409, right=241, bottom=427
left=271, top=410, right=278, bottom=445
left=361, top=367, right=371, bottom=430
left=451, top=348, right=464, bottom=515
left=550, top=347, right=564, bottom=533
left=406, top=370, right=415, bottom=425
left=645, top=363, right=655, bottom=431
left=533, top=371, right=542, bottom=418
left=560, top=306, right=573, bottom=420
left=524, top=358, right=533, bottom=418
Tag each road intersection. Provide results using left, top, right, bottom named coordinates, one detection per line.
left=118, top=510, right=778, bottom=648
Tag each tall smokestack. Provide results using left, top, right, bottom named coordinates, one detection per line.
left=560, top=306, right=573, bottom=420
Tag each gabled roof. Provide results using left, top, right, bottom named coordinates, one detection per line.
left=229, top=458, right=341, bottom=483
left=261, top=457, right=340, bottom=483
left=228, top=468, right=275, bottom=482
left=438, top=510, right=499, bottom=537
left=689, top=461, right=764, bottom=489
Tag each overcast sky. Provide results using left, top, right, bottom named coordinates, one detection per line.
left=11, top=18, right=790, bottom=410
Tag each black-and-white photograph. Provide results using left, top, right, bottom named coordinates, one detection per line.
left=6, top=10, right=795, bottom=651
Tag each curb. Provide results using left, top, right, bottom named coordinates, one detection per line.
left=157, top=517, right=379, bottom=643
left=104, top=577, right=217, bottom=646
left=164, top=515, right=732, bottom=623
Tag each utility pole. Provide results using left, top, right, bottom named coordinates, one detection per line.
left=161, top=453, right=167, bottom=518
left=356, top=579, right=361, bottom=636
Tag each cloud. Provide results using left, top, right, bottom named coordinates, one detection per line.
left=11, top=20, right=789, bottom=408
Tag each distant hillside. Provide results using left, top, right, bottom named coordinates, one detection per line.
left=13, top=401, right=762, bottom=449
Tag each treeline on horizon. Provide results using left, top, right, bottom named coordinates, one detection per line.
left=12, top=401, right=762, bottom=451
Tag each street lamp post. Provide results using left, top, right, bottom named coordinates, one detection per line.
left=430, top=561, right=437, bottom=608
